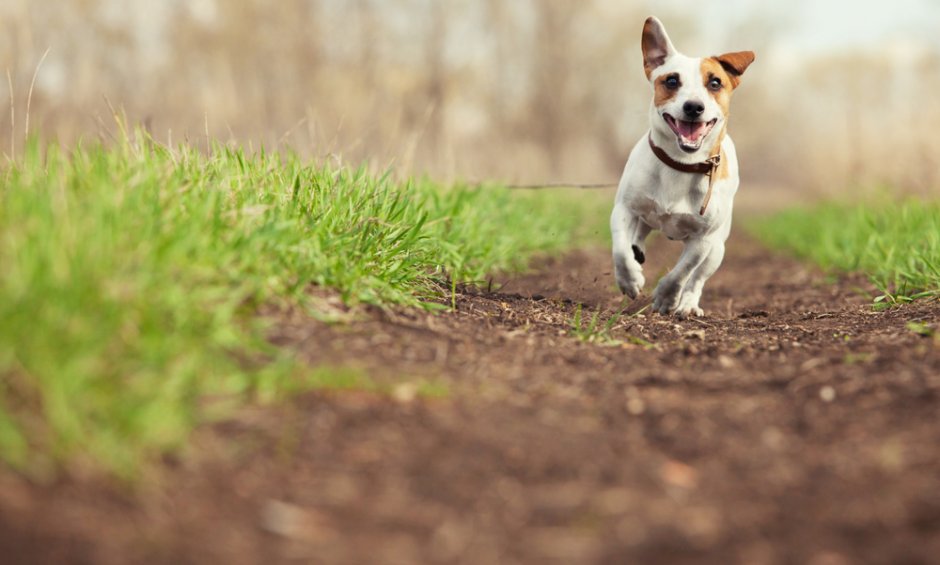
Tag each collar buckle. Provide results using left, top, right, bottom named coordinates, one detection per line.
left=704, top=154, right=722, bottom=177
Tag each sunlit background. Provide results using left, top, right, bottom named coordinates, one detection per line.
left=2, top=0, right=938, bottom=198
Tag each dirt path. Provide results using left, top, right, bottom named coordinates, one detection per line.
left=2, top=237, right=939, bottom=565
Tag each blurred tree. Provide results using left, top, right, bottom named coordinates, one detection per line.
left=529, top=0, right=580, bottom=171
left=424, top=1, right=448, bottom=152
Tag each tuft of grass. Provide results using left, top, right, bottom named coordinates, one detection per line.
left=0, top=134, right=606, bottom=477
left=569, top=304, right=623, bottom=345
left=752, top=200, right=940, bottom=305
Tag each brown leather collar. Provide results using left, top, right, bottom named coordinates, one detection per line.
left=648, top=134, right=720, bottom=174
left=647, top=134, right=722, bottom=215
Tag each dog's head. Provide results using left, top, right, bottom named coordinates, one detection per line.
left=642, top=16, right=754, bottom=154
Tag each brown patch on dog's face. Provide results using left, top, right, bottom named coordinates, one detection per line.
left=700, top=58, right=735, bottom=119
left=699, top=52, right=753, bottom=163
left=700, top=52, right=754, bottom=111
left=654, top=73, right=681, bottom=106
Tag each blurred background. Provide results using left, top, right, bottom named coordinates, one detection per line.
left=1, top=0, right=939, bottom=199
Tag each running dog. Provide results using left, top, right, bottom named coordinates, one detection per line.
left=611, top=16, right=754, bottom=317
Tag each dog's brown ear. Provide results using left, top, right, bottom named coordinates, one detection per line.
left=642, top=17, right=676, bottom=79
left=715, top=51, right=755, bottom=87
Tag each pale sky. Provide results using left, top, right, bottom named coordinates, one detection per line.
left=674, top=0, right=940, bottom=53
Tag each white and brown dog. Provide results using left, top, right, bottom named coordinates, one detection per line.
left=612, top=16, right=754, bottom=317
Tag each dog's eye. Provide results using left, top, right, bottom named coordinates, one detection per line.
left=708, top=77, right=722, bottom=91
left=664, top=76, right=680, bottom=89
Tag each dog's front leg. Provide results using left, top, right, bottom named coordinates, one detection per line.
left=610, top=202, right=650, bottom=299
left=653, top=237, right=713, bottom=315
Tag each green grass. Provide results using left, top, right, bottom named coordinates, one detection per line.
left=569, top=304, right=618, bottom=344
left=753, top=200, right=940, bottom=304
left=567, top=302, right=653, bottom=346
left=569, top=303, right=625, bottom=345
left=0, top=134, right=606, bottom=477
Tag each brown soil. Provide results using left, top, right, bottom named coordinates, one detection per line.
left=2, top=237, right=939, bottom=565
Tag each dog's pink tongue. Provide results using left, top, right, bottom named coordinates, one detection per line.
left=679, top=120, right=707, bottom=142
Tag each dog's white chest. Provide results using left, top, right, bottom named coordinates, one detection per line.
left=628, top=195, right=709, bottom=240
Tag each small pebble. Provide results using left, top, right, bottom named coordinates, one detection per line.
left=819, top=386, right=836, bottom=403
left=393, top=383, right=418, bottom=403
left=627, top=397, right=646, bottom=415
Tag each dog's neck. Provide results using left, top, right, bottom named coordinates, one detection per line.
left=647, top=126, right=726, bottom=216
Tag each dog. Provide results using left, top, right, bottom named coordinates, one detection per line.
left=611, top=16, right=754, bottom=318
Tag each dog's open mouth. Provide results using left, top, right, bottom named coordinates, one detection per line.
left=664, top=115, right=718, bottom=153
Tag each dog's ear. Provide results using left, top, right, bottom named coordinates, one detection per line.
left=715, top=51, right=755, bottom=88
left=642, top=17, right=676, bottom=79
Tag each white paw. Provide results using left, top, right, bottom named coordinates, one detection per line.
left=614, top=258, right=645, bottom=299
left=673, top=305, right=704, bottom=319
left=618, top=276, right=645, bottom=299
left=675, top=293, right=704, bottom=319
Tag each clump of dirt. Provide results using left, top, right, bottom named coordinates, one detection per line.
left=1, top=237, right=938, bottom=565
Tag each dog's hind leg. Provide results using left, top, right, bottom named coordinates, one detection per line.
left=611, top=203, right=650, bottom=299
left=674, top=239, right=726, bottom=317
left=653, top=238, right=713, bottom=315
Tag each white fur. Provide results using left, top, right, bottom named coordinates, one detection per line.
left=611, top=18, right=743, bottom=318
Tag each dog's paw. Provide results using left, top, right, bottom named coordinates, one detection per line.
left=618, top=278, right=644, bottom=299
left=673, top=305, right=704, bottom=319
left=614, top=257, right=645, bottom=299
left=652, top=279, right=681, bottom=314
left=674, top=293, right=704, bottom=319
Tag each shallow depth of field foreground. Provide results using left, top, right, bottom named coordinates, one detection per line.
left=3, top=147, right=939, bottom=565
left=2, top=2, right=940, bottom=565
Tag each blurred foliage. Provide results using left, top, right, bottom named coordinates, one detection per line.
left=0, top=1, right=938, bottom=194
left=754, top=199, right=940, bottom=303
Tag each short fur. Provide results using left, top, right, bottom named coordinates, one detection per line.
left=611, top=16, right=754, bottom=317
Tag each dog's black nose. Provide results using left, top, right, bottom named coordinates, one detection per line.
left=683, top=100, right=705, bottom=118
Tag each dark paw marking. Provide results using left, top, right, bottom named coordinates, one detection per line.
left=632, top=245, right=646, bottom=265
